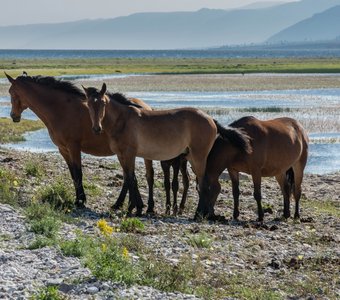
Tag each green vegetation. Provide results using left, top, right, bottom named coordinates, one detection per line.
left=30, top=285, right=66, bottom=300
left=187, top=232, right=213, bottom=248
left=35, top=179, right=74, bottom=212
left=25, top=202, right=61, bottom=239
left=0, top=117, right=44, bottom=143
left=2, top=57, right=340, bottom=77
left=120, top=217, right=145, bottom=233
left=302, top=198, right=340, bottom=218
left=0, top=167, right=19, bottom=206
left=24, top=159, right=45, bottom=178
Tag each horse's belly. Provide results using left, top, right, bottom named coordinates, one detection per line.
left=137, top=146, right=186, bottom=161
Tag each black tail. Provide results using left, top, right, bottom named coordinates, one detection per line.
left=214, top=119, right=252, bottom=154
left=286, top=167, right=295, bottom=195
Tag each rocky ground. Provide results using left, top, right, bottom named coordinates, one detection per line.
left=0, top=148, right=339, bottom=299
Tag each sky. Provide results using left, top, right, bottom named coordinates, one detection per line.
left=0, top=0, right=296, bottom=26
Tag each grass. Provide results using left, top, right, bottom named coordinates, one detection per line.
left=120, top=217, right=145, bottom=233
left=30, top=285, right=66, bottom=300
left=302, top=198, right=340, bottom=218
left=2, top=57, right=340, bottom=77
left=0, top=117, right=44, bottom=143
left=0, top=167, right=19, bottom=206
left=187, top=232, right=213, bottom=248
left=35, top=179, right=74, bottom=212
left=24, top=159, right=45, bottom=178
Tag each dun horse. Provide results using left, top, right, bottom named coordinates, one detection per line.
left=204, top=116, right=309, bottom=221
left=161, top=155, right=189, bottom=215
left=82, top=83, right=251, bottom=217
left=5, top=73, right=157, bottom=209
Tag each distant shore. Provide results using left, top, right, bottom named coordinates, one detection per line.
left=1, top=73, right=340, bottom=96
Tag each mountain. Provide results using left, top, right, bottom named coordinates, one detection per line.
left=240, top=1, right=288, bottom=9
left=0, top=0, right=340, bottom=49
left=267, top=5, right=340, bottom=43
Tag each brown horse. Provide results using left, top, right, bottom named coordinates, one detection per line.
left=82, top=83, right=251, bottom=217
left=4, top=72, right=157, bottom=209
left=205, top=116, right=309, bottom=221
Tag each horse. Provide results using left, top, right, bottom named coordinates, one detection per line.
left=160, top=154, right=189, bottom=215
left=4, top=72, right=158, bottom=210
left=82, top=83, right=251, bottom=217
left=204, top=116, right=309, bottom=222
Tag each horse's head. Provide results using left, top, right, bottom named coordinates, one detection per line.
left=82, top=83, right=107, bottom=135
left=5, top=72, right=29, bottom=122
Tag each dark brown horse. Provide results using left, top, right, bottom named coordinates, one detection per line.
left=5, top=73, right=157, bottom=209
left=204, top=116, right=309, bottom=221
left=161, top=154, right=189, bottom=215
left=82, top=83, right=251, bottom=217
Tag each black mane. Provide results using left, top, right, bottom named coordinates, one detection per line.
left=17, top=75, right=85, bottom=98
left=106, top=91, right=143, bottom=109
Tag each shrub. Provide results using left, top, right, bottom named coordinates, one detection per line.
left=120, top=218, right=145, bottom=233
left=30, top=285, right=66, bottom=300
left=36, top=179, right=74, bottom=212
left=24, top=160, right=44, bottom=178
left=187, top=232, right=213, bottom=248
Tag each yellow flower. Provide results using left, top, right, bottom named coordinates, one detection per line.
left=13, top=180, right=18, bottom=186
left=297, top=255, right=304, bottom=260
left=97, top=219, right=114, bottom=236
left=122, top=247, right=129, bottom=259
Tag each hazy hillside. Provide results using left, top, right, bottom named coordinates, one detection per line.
left=267, top=5, right=340, bottom=43
left=0, top=0, right=340, bottom=49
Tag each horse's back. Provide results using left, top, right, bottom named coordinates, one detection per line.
left=230, top=116, right=308, bottom=176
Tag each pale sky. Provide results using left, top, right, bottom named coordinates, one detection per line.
left=0, top=0, right=296, bottom=26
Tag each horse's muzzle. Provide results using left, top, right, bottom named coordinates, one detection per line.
left=92, top=126, right=102, bottom=135
left=10, top=112, right=21, bottom=123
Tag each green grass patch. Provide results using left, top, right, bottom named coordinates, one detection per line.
left=35, top=179, right=74, bottom=212
left=187, top=232, right=213, bottom=249
left=24, top=159, right=45, bottom=178
left=0, top=167, right=19, bottom=206
left=302, top=198, right=340, bottom=218
left=120, top=217, right=145, bottom=233
left=25, top=202, right=62, bottom=239
left=30, top=285, right=66, bottom=300
left=2, top=57, right=340, bottom=76
left=0, top=117, right=44, bottom=143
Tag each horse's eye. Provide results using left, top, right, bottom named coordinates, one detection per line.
left=94, top=98, right=98, bottom=103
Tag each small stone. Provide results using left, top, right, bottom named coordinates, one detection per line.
left=87, top=286, right=99, bottom=294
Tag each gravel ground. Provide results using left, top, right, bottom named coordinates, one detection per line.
left=0, top=148, right=339, bottom=299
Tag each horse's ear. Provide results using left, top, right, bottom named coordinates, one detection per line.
left=81, top=85, right=88, bottom=95
left=4, top=72, right=15, bottom=84
left=100, top=83, right=107, bottom=95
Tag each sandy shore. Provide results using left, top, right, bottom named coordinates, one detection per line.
left=1, top=73, right=340, bottom=96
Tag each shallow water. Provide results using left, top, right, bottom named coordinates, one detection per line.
left=1, top=88, right=340, bottom=174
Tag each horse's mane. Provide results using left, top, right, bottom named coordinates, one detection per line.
left=106, top=91, right=143, bottom=109
left=17, top=75, right=85, bottom=98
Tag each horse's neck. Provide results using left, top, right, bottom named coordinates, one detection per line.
left=22, top=84, right=71, bottom=125
left=104, top=98, right=130, bottom=127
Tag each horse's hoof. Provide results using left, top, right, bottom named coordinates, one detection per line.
left=165, top=208, right=171, bottom=216
left=178, top=208, right=184, bottom=215
left=208, top=214, right=226, bottom=223
left=75, top=201, right=86, bottom=209
left=135, top=209, right=143, bottom=217
left=146, top=208, right=155, bottom=215
left=111, top=204, right=122, bottom=211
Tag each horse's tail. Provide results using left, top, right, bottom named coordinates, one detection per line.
left=214, top=119, right=252, bottom=154
left=286, top=167, right=295, bottom=195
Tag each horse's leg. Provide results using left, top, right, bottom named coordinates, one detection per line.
left=171, top=158, right=181, bottom=215
left=144, top=159, right=155, bottom=214
left=111, top=170, right=128, bottom=210
left=292, top=165, right=304, bottom=219
left=229, top=169, right=240, bottom=220
left=191, top=154, right=212, bottom=219
left=275, top=173, right=291, bottom=219
left=178, top=159, right=189, bottom=215
left=117, top=155, right=144, bottom=216
left=252, top=172, right=264, bottom=222
left=59, top=147, right=86, bottom=208
left=161, top=161, right=171, bottom=215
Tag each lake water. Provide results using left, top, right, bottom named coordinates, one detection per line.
left=1, top=88, right=340, bottom=175
left=1, top=48, right=340, bottom=59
